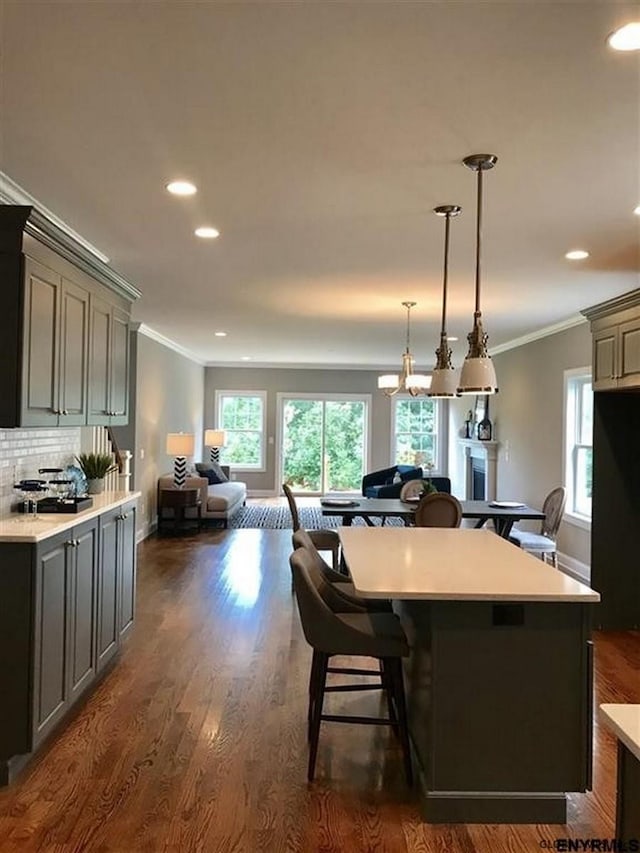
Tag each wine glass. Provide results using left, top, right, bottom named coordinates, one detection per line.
left=30, top=482, right=49, bottom=520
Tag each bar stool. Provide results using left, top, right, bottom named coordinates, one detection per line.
left=290, top=547, right=412, bottom=785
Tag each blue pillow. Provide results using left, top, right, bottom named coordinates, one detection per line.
left=400, top=468, right=422, bottom=483
left=196, top=462, right=228, bottom=484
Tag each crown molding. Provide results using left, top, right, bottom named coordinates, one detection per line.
left=204, top=360, right=413, bottom=371
left=0, top=172, right=141, bottom=303
left=488, top=314, right=587, bottom=356
left=581, top=288, right=640, bottom=322
left=134, top=323, right=205, bottom=365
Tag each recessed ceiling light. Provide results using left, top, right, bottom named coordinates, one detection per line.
left=214, top=331, right=227, bottom=337
left=634, top=205, right=640, bottom=215
left=607, top=22, right=640, bottom=51
left=166, top=180, right=197, bottom=196
left=195, top=226, right=220, bottom=239
left=446, top=336, right=458, bottom=342
left=241, top=356, right=251, bottom=361
left=565, top=249, right=590, bottom=260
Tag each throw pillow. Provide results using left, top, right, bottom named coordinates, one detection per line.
left=400, top=468, right=422, bottom=483
left=195, top=461, right=228, bottom=484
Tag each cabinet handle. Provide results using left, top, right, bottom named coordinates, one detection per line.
left=63, top=409, right=68, bottom=415
left=65, top=539, right=76, bottom=548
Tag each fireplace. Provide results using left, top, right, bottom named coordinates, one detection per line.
left=459, top=439, right=499, bottom=502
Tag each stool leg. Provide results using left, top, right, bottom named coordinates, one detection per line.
left=307, top=649, right=322, bottom=740
left=387, top=657, right=413, bottom=787
left=379, top=659, right=399, bottom=735
left=308, top=652, right=328, bottom=782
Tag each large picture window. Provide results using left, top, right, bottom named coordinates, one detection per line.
left=564, top=370, right=593, bottom=520
left=392, top=396, right=442, bottom=471
left=216, top=391, right=266, bottom=470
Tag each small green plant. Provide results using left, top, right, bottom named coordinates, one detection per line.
left=76, top=452, right=118, bottom=480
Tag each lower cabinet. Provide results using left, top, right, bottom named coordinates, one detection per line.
left=33, top=518, right=98, bottom=747
left=97, top=501, right=136, bottom=672
left=0, top=498, right=137, bottom=784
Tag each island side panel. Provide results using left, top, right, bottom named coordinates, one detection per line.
left=396, top=599, right=593, bottom=823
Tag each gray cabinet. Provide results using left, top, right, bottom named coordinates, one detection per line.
left=587, top=294, right=640, bottom=392
left=0, top=205, right=138, bottom=428
left=97, top=501, right=137, bottom=672
left=0, top=498, right=137, bottom=784
left=88, top=298, right=129, bottom=426
left=32, top=518, right=98, bottom=747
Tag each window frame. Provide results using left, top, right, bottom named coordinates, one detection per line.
left=215, top=389, right=267, bottom=472
left=390, top=395, right=447, bottom=474
left=563, top=368, right=593, bottom=529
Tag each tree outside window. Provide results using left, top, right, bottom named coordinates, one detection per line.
left=393, top=397, right=438, bottom=469
left=216, top=392, right=266, bottom=469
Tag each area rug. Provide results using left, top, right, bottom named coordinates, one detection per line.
left=228, top=505, right=402, bottom=529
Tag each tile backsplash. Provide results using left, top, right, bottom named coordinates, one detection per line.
left=0, top=428, right=81, bottom=516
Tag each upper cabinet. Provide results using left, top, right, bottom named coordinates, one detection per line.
left=0, top=205, right=140, bottom=428
left=583, top=291, right=640, bottom=392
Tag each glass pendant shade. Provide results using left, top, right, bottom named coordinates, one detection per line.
left=428, top=204, right=461, bottom=399
left=378, top=302, right=428, bottom=396
left=457, top=154, right=499, bottom=396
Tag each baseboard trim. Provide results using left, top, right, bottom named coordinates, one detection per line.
left=557, top=551, right=590, bottom=584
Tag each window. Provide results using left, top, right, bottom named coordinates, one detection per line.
left=216, top=391, right=266, bottom=470
left=564, top=371, right=593, bottom=520
left=392, top=396, right=443, bottom=471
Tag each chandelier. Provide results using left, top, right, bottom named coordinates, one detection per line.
left=457, top=153, right=499, bottom=395
left=378, top=301, right=430, bottom=397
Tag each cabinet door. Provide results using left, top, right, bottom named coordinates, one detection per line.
left=118, top=504, right=137, bottom=640
left=109, top=308, right=129, bottom=425
left=21, top=257, right=61, bottom=426
left=58, top=278, right=89, bottom=425
left=97, top=511, right=120, bottom=672
left=33, top=533, right=70, bottom=746
left=87, top=296, right=112, bottom=424
left=67, top=520, right=98, bottom=704
left=592, top=326, right=618, bottom=390
left=617, top=317, right=640, bottom=389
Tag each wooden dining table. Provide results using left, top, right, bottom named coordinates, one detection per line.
left=320, top=497, right=545, bottom=538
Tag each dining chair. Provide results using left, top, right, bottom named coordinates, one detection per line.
left=400, top=479, right=425, bottom=501
left=508, top=486, right=567, bottom=567
left=414, top=492, right=462, bottom=528
left=283, top=483, right=341, bottom=571
left=290, top=547, right=412, bottom=785
left=291, top=528, right=391, bottom=613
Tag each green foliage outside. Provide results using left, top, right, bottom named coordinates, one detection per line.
left=219, top=395, right=263, bottom=467
left=283, top=400, right=365, bottom=492
left=394, top=399, right=436, bottom=467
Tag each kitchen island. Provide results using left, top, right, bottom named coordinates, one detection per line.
left=339, top=526, right=599, bottom=823
left=0, top=491, right=139, bottom=784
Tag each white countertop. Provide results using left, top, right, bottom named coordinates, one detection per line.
left=0, top=491, right=140, bottom=543
left=339, top=527, right=600, bottom=602
left=600, top=704, right=640, bottom=762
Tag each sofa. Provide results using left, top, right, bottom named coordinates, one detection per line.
left=362, top=465, right=451, bottom=499
left=158, top=465, right=247, bottom=527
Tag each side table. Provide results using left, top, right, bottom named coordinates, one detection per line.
left=158, top=487, right=202, bottom=534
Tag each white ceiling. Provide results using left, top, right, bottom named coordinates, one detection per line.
left=2, top=1, right=639, bottom=368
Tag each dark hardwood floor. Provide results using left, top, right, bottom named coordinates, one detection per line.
left=0, top=528, right=638, bottom=852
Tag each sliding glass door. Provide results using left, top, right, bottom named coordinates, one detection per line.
left=279, top=394, right=369, bottom=495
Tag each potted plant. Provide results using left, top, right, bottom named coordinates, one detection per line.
left=76, top=452, right=118, bottom=495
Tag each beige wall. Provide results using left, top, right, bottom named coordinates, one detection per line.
left=130, top=333, right=204, bottom=538
left=205, top=367, right=401, bottom=493
left=447, top=323, right=591, bottom=568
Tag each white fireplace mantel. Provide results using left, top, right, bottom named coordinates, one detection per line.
left=458, top=439, right=499, bottom=501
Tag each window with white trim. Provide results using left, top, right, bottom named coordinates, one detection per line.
left=392, top=396, right=443, bottom=472
left=215, top=390, right=266, bottom=470
left=564, top=372, right=593, bottom=519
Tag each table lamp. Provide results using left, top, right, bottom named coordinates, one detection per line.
left=204, top=429, right=226, bottom=464
left=166, top=432, right=195, bottom=489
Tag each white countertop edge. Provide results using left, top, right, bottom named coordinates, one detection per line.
left=0, top=491, right=141, bottom=543
left=351, top=588, right=600, bottom=602
left=599, top=704, right=640, bottom=761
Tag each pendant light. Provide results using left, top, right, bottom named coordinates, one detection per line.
left=457, top=153, right=499, bottom=395
left=378, top=301, right=430, bottom=396
left=428, top=204, right=462, bottom=398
